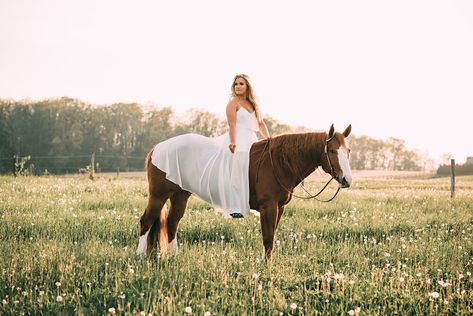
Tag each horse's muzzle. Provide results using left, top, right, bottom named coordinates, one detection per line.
left=339, top=177, right=350, bottom=188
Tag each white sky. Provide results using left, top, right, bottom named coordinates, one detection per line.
left=1, top=0, right=472, bottom=163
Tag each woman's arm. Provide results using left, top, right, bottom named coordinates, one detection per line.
left=258, top=120, right=270, bottom=139
left=226, top=99, right=238, bottom=153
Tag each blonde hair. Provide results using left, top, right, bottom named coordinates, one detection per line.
left=231, top=74, right=262, bottom=123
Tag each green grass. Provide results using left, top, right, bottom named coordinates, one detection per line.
left=1, top=175, right=472, bottom=315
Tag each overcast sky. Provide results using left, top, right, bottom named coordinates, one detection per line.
left=1, top=0, right=472, bottom=163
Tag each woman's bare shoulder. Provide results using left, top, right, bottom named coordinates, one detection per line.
left=226, top=97, right=239, bottom=109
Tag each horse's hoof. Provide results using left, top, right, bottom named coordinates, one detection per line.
left=230, top=212, right=244, bottom=218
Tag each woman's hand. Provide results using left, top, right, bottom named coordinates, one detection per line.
left=228, top=143, right=236, bottom=153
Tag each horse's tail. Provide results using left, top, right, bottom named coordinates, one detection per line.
left=145, top=147, right=154, bottom=173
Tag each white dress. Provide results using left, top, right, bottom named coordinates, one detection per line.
left=151, top=107, right=259, bottom=216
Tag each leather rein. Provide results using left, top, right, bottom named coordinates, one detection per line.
left=256, top=136, right=340, bottom=202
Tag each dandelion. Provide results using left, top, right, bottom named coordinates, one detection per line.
left=429, top=292, right=439, bottom=299
left=384, top=252, right=390, bottom=257
left=399, top=277, right=405, bottom=283
left=108, top=307, right=116, bottom=314
left=355, top=307, right=361, bottom=315
left=55, top=282, right=61, bottom=287
left=204, top=312, right=212, bottom=316
left=467, top=272, right=471, bottom=277
left=252, top=273, right=259, bottom=280
left=128, top=268, right=135, bottom=274
left=348, top=310, right=355, bottom=316
left=56, top=295, right=63, bottom=303
left=348, top=280, right=355, bottom=285
left=2, top=299, right=7, bottom=305
left=184, top=306, right=192, bottom=314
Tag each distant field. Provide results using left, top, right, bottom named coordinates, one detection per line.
left=0, top=175, right=472, bottom=315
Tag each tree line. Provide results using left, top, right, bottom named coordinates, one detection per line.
left=0, top=97, right=427, bottom=175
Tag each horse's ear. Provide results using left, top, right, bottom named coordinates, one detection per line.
left=343, top=124, right=352, bottom=137
left=328, top=124, right=335, bottom=139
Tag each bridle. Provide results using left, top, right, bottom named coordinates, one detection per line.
left=256, top=135, right=341, bottom=202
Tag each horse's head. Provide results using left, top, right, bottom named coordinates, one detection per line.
left=321, top=124, right=352, bottom=188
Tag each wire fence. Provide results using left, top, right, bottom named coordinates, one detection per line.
left=0, top=153, right=147, bottom=175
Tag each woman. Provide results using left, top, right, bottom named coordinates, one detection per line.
left=225, top=74, right=270, bottom=217
left=151, top=74, right=270, bottom=218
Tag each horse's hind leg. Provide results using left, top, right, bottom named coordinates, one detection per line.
left=166, top=190, right=191, bottom=255
left=137, top=194, right=168, bottom=256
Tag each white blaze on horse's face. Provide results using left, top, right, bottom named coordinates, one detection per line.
left=337, top=146, right=352, bottom=188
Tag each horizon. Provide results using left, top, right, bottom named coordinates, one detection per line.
left=1, top=0, right=472, bottom=163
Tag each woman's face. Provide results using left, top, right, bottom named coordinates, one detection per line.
left=234, top=77, right=247, bottom=96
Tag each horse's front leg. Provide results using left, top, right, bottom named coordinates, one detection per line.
left=260, top=203, right=279, bottom=262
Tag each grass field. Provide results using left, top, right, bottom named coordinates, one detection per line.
left=0, top=174, right=472, bottom=315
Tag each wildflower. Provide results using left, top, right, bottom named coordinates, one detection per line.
left=384, top=252, right=390, bottom=257
left=348, top=310, right=355, bottom=316
left=55, top=282, right=61, bottom=287
left=252, top=273, right=259, bottom=280
left=2, top=299, right=7, bottom=305
left=429, top=292, right=439, bottom=299
left=128, top=268, right=135, bottom=274
left=56, top=295, right=63, bottom=303
left=184, top=306, right=192, bottom=314
left=334, top=273, right=344, bottom=281
left=204, top=312, right=212, bottom=316
left=290, top=303, right=297, bottom=311
left=348, top=280, right=355, bottom=285
left=108, top=307, right=116, bottom=314
left=355, top=307, right=361, bottom=315
left=399, top=277, right=405, bottom=283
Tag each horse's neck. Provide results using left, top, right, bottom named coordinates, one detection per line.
left=272, top=132, right=326, bottom=185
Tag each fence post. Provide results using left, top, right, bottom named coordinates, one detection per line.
left=13, top=155, right=17, bottom=176
left=450, top=159, right=455, bottom=198
left=91, top=152, right=95, bottom=175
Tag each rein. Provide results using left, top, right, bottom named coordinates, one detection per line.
left=256, top=137, right=340, bottom=202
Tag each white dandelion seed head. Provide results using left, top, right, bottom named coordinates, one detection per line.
left=290, top=303, right=297, bottom=310
left=55, top=282, right=61, bottom=287
left=204, top=312, right=212, bottom=316
left=108, top=307, right=116, bottom=314
left=184, top=306, right=192, bottom=314
left=348, top=310, right=355, bottom=316
left=56, top=295, right=63, bottom=303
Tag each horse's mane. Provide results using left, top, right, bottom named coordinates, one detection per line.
left=269, top=132, right=327, bottom=180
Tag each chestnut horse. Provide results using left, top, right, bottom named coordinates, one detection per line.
left=137, top=124, right=352, bottom=260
